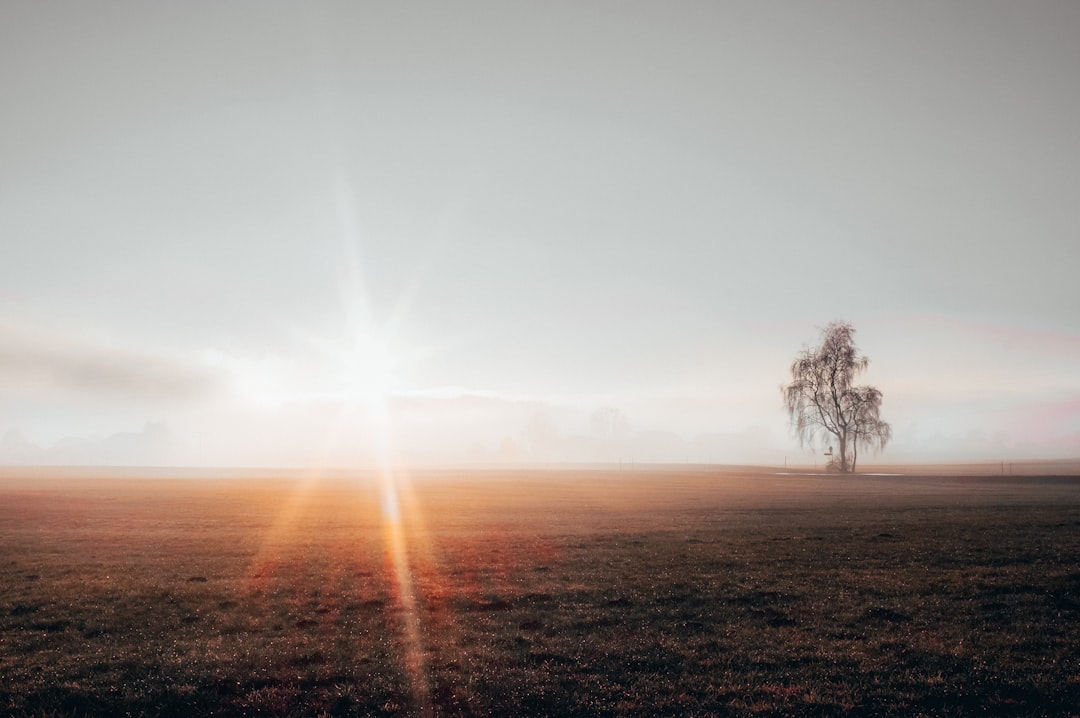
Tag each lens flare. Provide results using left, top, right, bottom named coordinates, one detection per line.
left=373, top=405, right=433, bottom=715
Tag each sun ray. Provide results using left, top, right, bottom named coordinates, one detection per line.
left=332, top=171, right=437, bottom=713
left=237, top=166, right=454, bottom=714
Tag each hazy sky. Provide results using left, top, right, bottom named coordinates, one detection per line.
left=2, top=1, right=1078, bottom=466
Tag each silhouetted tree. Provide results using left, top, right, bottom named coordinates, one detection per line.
left=782, top=321, right=891, bottom=472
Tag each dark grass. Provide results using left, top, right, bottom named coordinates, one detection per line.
left=2, top=467, right=1080, bottom=716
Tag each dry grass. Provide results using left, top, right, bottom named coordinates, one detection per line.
left=2, top=466, right=1080, bottom=716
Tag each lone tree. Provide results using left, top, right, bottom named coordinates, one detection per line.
left=782, top=321, right=891, bottom=472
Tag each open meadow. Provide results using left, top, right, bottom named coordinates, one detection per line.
left=3, top=464, right=1080, bottom=717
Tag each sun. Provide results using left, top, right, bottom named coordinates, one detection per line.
left=332, top=331, right=401, bottom=416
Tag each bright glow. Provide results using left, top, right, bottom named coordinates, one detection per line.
left=333, top=334, right=400, bottom=414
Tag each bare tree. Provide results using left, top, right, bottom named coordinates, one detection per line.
left=782, top=321, right=891, bottom=472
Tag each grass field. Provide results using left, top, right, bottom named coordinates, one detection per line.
left=2, top=464, right=1080, bottom=716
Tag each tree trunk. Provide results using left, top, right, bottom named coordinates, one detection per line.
left=839, top=431, right=849, bottom=472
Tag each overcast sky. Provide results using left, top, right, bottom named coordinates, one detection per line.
left=2, top=1, right=1078, bottom=466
